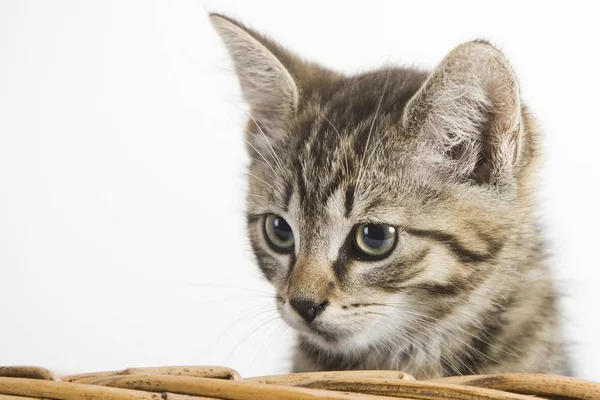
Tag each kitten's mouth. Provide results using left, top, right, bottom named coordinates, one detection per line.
left=309, top=325, right=339, bottom=342
left=280, top=301, right=358, bottom=345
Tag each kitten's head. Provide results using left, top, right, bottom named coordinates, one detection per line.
left=211, top=15, right=536, bottom=354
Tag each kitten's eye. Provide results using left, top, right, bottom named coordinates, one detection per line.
left=354, top=224, right=397, bottom=258
left=264, top=214, right=294, bottom=252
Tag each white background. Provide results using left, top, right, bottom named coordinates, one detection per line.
left=1, top=0, right=599, bottom=380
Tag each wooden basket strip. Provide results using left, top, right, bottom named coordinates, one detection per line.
left=0, top=395, right=46, bottom=400
left=158, top=395, right=219, bottom=400
left=61, top=370, right=120, bottom=383
left=430, top=373, right=600, bottom=400
left=0, top=377, right=165, bottom=400
left=0, top=367, right=59, bottom=382
left=119, top=367, right=240, bottom=380
left=64, top=366, right=240, bottom=383
left=423, top=377, right=475, bottom=385
left=292, top=377, right=547, bottom=400
left=90, top=374, right=403, bottom=400
left=245, top=371, right=416, bottom=384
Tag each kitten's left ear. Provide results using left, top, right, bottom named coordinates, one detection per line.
left=403, top=41, right=523, bottom=186
left=210, top=14, right=299, bottom=131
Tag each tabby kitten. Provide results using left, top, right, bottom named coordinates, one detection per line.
left=210, top=14, right=570, bottom=377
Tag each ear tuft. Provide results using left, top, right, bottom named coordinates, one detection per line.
left=404, top=41, right=523, bottom=185
left=210, top=14, right=299, bottom=129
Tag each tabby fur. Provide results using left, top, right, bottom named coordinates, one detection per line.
left=210, top=14, right=570, bottom=378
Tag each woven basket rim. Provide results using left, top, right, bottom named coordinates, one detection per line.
left=1, top=365, right=599, bottom=400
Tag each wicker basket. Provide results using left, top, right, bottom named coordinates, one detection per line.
left=1, top=365, right=599, bottom=399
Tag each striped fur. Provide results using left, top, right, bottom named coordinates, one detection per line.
left=211, top=14, right=570, bottom=378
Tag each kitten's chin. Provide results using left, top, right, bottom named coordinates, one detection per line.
left=297, top=317, right=398, bottom=354
left=299, top=323, right=387, bottom=353
left=300, top=327, right=357, bottom=351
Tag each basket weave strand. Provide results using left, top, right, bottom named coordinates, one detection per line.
left=1, top=365, right=599, bottom=400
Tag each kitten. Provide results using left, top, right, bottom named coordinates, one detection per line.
left=210, top=14, right=570, bottom=378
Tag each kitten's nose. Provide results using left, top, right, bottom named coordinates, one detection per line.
left=289, top=298, right=328, bottom=323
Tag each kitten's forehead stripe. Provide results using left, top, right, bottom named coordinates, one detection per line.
left=283, top=181, right=294, bottom=211
left=294, top=159, right=307, bottom=201
left=343, top=185, right=354, bottom=218
left=286, top=70, right=427, bottom=217
left=322, top=169, right=344, bottom=206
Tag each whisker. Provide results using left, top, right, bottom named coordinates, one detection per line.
left=355, top=346, right=364, bottom=370
left=356, top=312, right=432, bottom=378
left=358, top=311, right=387, bottom=317
left=354, top=71, right=391, bottom=199
left=374, top=316, right=451, bottom=378
left=374, top=304, right=506, bottom=363
left=377, top=303, right=517, bottom=359
left=197, top=293, right=277, bottom=305
left=356, top=302, right=503, bottom=373
left=405, top=317, right=472, bottom=375
left=378, top=331, right=432, bottom=379
left=410, top=315, right=494, bottom=363
left=245, top=138, right=277, bottom=175
left=243, top=109, right=288, bottom=178
left=220, top=305, right=279, bottom=339
left=248, top=193, right=268, bottom=200
left=225, top=314, right=282, bottom=362
left=186, top=283, right=276, bottom=296
left=251, top=319, right=288, bottom=369
left=318, top=110, right=350, bottom=176
left=400, top=326, right=453, bottom=377
left=248, top=172, right=278, bottom=191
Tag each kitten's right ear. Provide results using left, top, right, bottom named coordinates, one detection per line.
left=210, top=14, right=299, bottom=130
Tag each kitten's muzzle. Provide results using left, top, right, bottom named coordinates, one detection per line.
left=289, top=298, right=328, bottom=324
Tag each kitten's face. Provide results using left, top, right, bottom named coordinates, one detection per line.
left=211, top=15, right=529, bottom=355
left=244, top=76, right=511, bottom=352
